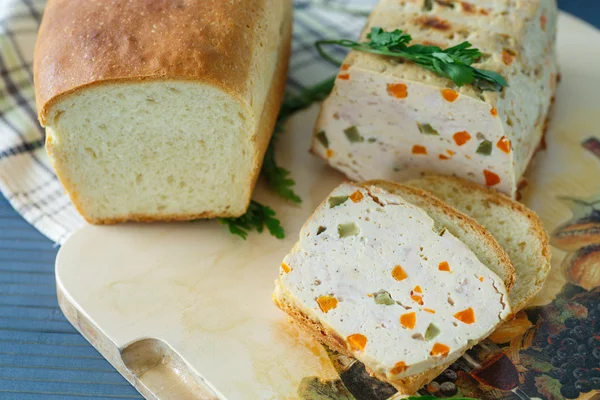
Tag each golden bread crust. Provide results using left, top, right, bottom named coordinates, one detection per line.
left=34, top=0, right=284, bottom=124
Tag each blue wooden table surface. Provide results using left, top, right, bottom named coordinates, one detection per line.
left=0, top=1, right=598, bottom=398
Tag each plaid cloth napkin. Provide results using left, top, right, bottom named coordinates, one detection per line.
left=0, top=0, right=376, bottom=244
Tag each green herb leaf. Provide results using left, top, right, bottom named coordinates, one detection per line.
left=476, top=139, right=493, bottom=155
left=445, top=41, right=482, bottom=64
left=315, top=27, right=508, bottom=91
left=368, top=27, right=413, bottom=48
left=409, top=44, right=441, bottom=55
left=432, top=52, right=454, bottom=63
left=444, top=63, right=475, bottom=87
left=262, top=129, right=302, bottom=204
left=423, top=0, right=433, bottom=11
left=228, top=77, right=336, bottom=240
left=475, top=68, right=509, bottom=87
left=262, top=76, right=336, bottom=204
left=218, top=201, right=284, bottom=240
left=279, top=76, right=337, bottom=119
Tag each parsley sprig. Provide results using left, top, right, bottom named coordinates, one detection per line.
left=262, top=123, right=301, bottom=204
left=262, top=75, right=337, bottom=204
left=316, top=27, right=508, bottom=91
left=220, top=77, right=336, bottom=239
left=218, top=201, right=284, bottom=240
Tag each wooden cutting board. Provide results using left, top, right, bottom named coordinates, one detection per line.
left=55, top=13, right=600, bottom=400
left=55, top=105, right=351, bottom=400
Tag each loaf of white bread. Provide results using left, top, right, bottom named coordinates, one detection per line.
left=313, top=0, right=558, bottom=198
left=34, top=0, right=292, bottom=223
left=273, top=177, right=550, bottom=394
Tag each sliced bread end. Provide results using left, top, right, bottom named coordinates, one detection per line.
left=406, top=175, right=551, bottom=312
left=274, top=180, right=514, bottom=394
left=362, top=180, right=516, bottom=293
